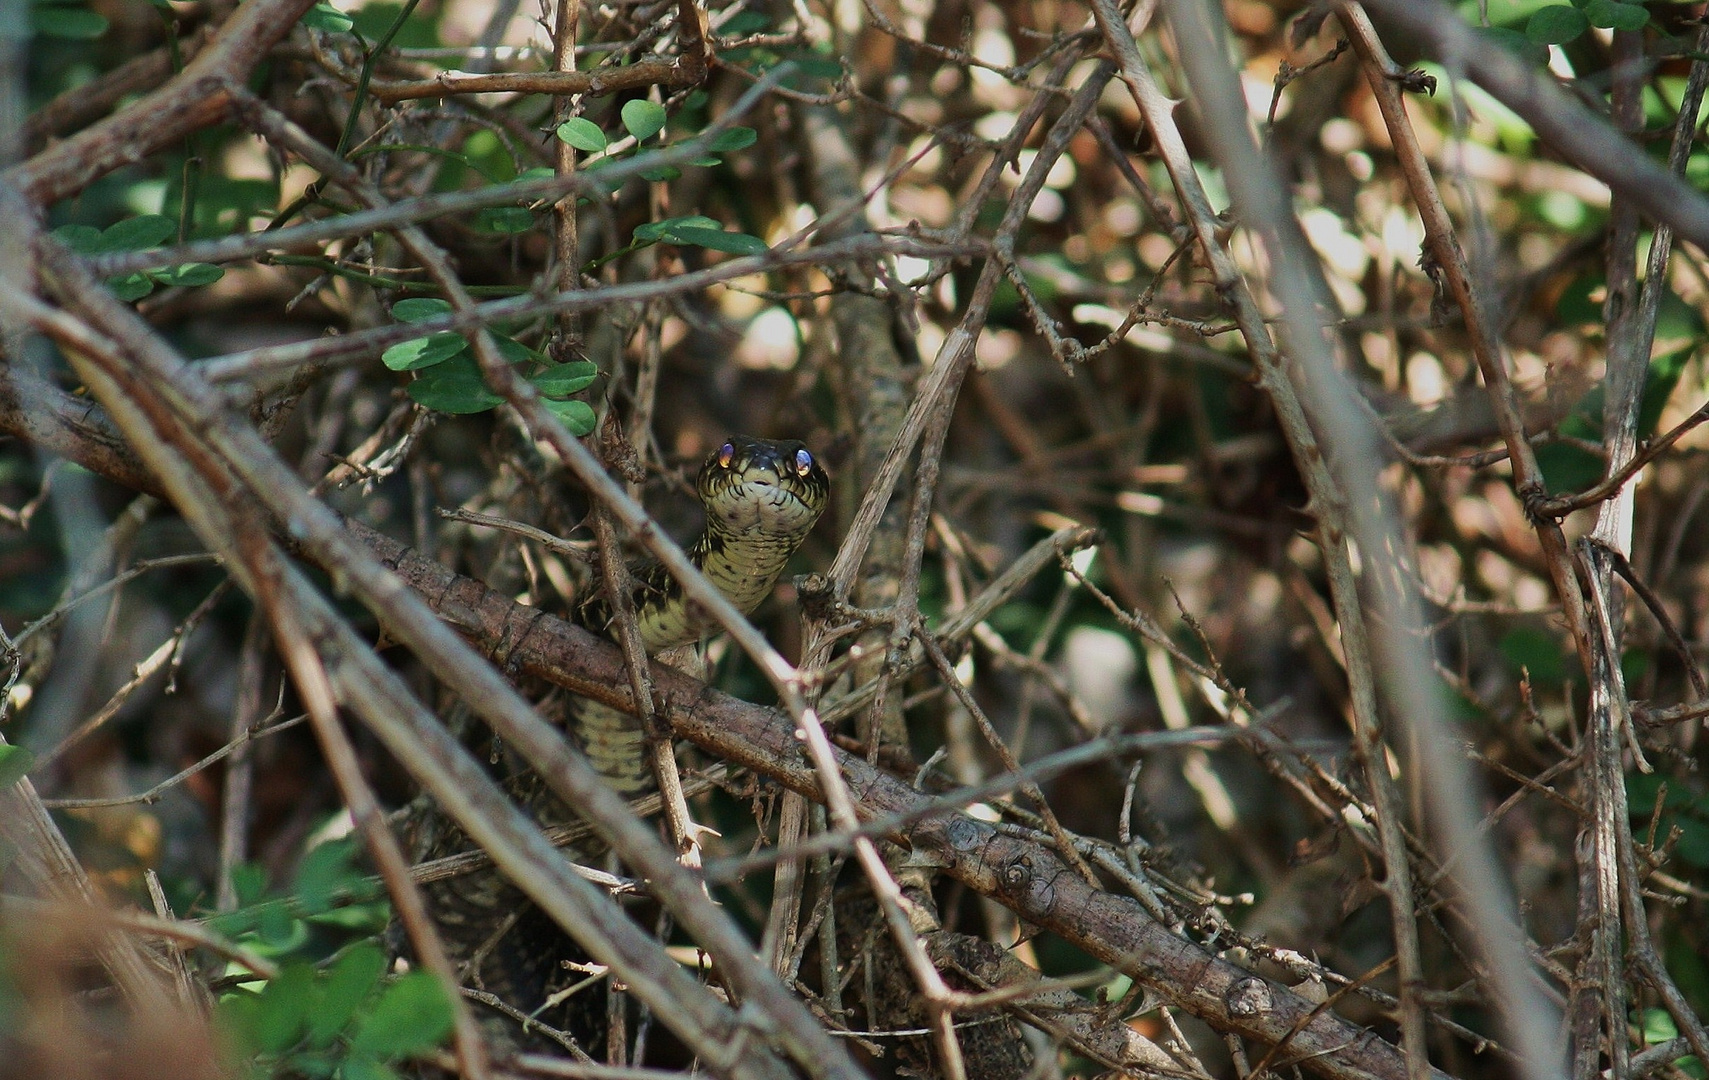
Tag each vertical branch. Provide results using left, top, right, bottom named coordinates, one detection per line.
left=1138, top=2, right=1566, bottom=1076
left=215, top=614, right=267, bottom=911
left=1337, top=2, right=1592, bottom=664
left=1122, top=6, right=1429, bottom=1075
left=551, top=0, right=583, bottom=358
left=1579, top=25, right=1709, bottom=1078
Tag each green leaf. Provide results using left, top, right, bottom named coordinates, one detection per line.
left=621, top=99, right=667, bottom=141
left=1654, top=287, right=1705, bottom=342
left=1622, top=648, right=1650, bottom=690
left=31, top=6, right=107, bottom=38
left=1526, top=5, right=1589, bottom=44
left=639, top=165, right=681, bottom=182
left=292, top=839, right=358, bottom=916
left=1475, top=25, right=1550, bottom=65
left=285, top=1049, right=339, bottom=1077
left=306, top=944, right=387, bottom=1047
left=493, top=335, right=544, bottom=364
left=473, top=206, right=535, bottom=234
left=1641, top=1006, right=1680, bottom=1045
left=349, top=972, right=454, bottom=1058
left=705, top=126, right=758, bottom=152
left=1555, top=272, right=1604, bottom=326
left=257, top=902, right=304, bottom=949
left=109, top=273, right=156, bottom=302
left=634, top=215, right=719, bottom=243
left=720, top=10, right=771, bottom=35
left=382, top=332, right=467, bottom=371
left=0, top=744, right=34, bottom=789
left=1585, top=0, right=1648, bottom=31
left=1676, top=816, right=1709, bottom=868
left=305, top=899, right=391, bottom=932
left=147, top=263, right=225, bottom=287
left=342, top=1057, right=402, bottom=1080
left=216, top=991, right=263, bottom=1057
left=543, top=397, right=596, bottom=435
left=556, top=117, right=608, bottom=152
left=665, top=225, right=768, bottom=255
left=52, top=224, right=104, bottom=254
left=1639, top=344, right=1691, bottom=438
left=301, top=2, right=353, bottom=31
left=101, top=214, right=177, bottom=252
left=391, top=298, right=454, bottom=323
left=1538, top=437, right=1599, bottom=492
left=350, top=0, right=439, bottom=48
left=530, top=360, right=598, bottom=396
left=406, top=355, right=505, bottom=414
left=253, top=962, right=317, bottom=1053
left=229, top=862, right=269, bottom=907
left=1498, top=626, right=1567, bottom=687
left=778, top=50, right=844, bottom=89
left=685, top=154, right=724, bottom=168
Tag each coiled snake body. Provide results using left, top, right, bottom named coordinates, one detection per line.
left=408, top=435, right=829, bottom=1046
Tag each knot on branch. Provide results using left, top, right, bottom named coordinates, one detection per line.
left=1224, top=976, right=1273, bottom=1018
left=1518, top=480, right=1557, bottom=523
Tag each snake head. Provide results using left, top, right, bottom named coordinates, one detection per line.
left=697, top=435, right=829, bottom=539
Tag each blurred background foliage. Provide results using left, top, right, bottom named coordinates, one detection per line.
left=4, top=0, right=1709, bottom=1076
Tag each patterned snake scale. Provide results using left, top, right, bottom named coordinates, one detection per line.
left=403, top=436, right=830, bottom=1050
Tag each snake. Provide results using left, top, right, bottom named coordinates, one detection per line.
left=406, top=434, right=829, bottom=1047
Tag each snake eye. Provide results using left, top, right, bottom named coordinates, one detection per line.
left=794, top=448, right=814, bottom=477
left=717, top=442, right=735, bottom=469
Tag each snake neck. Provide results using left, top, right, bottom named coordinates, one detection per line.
left=630, top=521, right=801, bottom=652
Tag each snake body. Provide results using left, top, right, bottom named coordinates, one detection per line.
left=408, top=435, right=829, bottom=1046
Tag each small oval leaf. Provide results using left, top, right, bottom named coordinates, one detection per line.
left=665, top=225, right=769, bottom=255
left=493, top=336, right=544, bottom=364
left=306, top=945, right=387, bottom=1048
left=0, top=744, right=34, bottom=789
left=706, top=126, right=758, bottom=152
left=253, top=962, right=317, bottom=1053
left=474, top=206, right=535, bottom=234
left=109, top=273, right=155, bottom=301
left=52, top=224, right=104, bottom=254
left=531, top=360, right=598, bottom=396
left=349, top=972, right=454, bottom=1058
left=148, top=263, right=225, bottom=287
left=634, top=214, right=719, bottom=243
left=720, top=10, right=770, bottom=34
left=621, top=99, right=668, bottom=141
left=556, top=117, right=608, bottom=152
left=407, top=356, right=505, bottom=414
left=102, top=214, right=176, bottom=252
left=382, top=333, right=468, bottom=371
left=1526, top=5, right=1588, bottom=44
left=391, top=297, right=455, bottom=323
left=543, top=397, right=597, bottom=435
left=1585, top=0, right=1648, bottom=31
left=301, top=2, right=353, bottom=31
left=1474, top=25, right=1550, bottom=65
left=32, top=7, right=108, bottom=39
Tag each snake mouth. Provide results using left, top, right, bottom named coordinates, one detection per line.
left=739, top=475, right=817, bottom=510
left=698, top=434, right=830, bottom=535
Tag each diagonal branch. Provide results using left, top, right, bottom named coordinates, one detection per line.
left=0, top=363, right=1448, bottom=1080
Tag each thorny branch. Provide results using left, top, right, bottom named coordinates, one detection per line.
left=6, top=0, right=1709, bottom=1078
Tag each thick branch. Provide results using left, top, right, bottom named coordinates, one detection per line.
left=0, top=369, right=1447, bottom=1080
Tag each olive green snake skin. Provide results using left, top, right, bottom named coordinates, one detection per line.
left=406, top=435, right=829, bottom=1046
